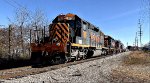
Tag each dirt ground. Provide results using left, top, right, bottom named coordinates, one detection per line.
left=1, top=51, right=150, bottom=83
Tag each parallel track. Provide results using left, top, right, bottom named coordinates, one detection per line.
left=0, top=54, right=114, bottom=80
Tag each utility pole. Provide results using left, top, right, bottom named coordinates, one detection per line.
left=137, top=36, right=138, bottom=47
left=44, top=26, right=45, bottom=42
left=138, top=19, right=143, bottom=47
left=29, top=29, right=32, bottom=56
left=20, top=23, right=24, bottom=54
left=136, top=32, right=138, bottom=47
left=133, top=42, right=135, bottom=46
left=148, top=0, right=150, bottom=52
left=135, top=33, right=137, bottom=47
left=8, top=25, right=11, bottom=55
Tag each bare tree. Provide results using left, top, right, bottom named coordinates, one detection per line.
left=14, top=7, right=30, bottom=54
left=30, top=8, right=49, bottom=42
left=5, top=7, right=49, bottom=59
left=31, top=9, right=47, bottom=27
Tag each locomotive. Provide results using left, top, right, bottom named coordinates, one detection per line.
left=30, top=13, right=124, bottom=66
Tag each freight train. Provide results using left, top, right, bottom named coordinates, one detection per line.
left=30, top=13, right=124, bottom=66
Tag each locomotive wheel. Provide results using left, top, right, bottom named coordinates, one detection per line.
left=80, top=52, right=86, bottom=60
left=86, top=50, right=94, bottom=58
left=104, top=50, right=107, bottom=56
left=51, top=53, right=66, bottom=65
left=75, top=51, right=80, bottom=61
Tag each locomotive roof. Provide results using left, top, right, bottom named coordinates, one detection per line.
left=56, top=13, right=100, bottom=32
left=105, top=35, right=115, bottom=40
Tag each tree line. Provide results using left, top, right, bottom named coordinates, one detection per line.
left=0, top=7, right=49, bottom=60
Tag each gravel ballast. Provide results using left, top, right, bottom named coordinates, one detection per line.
left=1, top=52, right=130, bottom=83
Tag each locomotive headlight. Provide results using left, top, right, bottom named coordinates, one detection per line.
left=56, top=43, right=60, bottom=46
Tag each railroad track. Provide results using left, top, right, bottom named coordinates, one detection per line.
left=0, top=54, right=114, bottom=80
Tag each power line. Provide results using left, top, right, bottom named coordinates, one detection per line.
left=141, top=0, right=150, bottom=46
left=2, top=0, right=17, bottom=8
left=11, top=0, right=23, bottom=7
left=3, top=0, right=25, bottom=9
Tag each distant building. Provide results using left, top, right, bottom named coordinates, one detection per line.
left=143, top=42, right=150, bottom=51
left=127, top=46, right=139, bottom=51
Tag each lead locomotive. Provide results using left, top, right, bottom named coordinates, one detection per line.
left=30, top=13, right=124, bottom=66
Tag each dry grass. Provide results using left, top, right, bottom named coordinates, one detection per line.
left=111, top=69, right=150, bottom=83
left=123, top=51, right=150, bottom=65
left=110, top=51, right=150, bottom=82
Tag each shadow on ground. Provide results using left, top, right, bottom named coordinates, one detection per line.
left=0, top=58, right=31, bottom=70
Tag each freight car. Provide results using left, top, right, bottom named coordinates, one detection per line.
left=30, top=13, right=124, bottom=66
left=104, top=35, right=124, bottom=54
left=104, top=35, right=116, bottom=54
left=115, top=40, right=124, bottom=53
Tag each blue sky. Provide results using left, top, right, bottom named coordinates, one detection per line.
left=0, top=0, right=149, bottom=47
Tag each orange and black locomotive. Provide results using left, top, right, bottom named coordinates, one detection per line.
left=30, top=13, right=124, bottom=66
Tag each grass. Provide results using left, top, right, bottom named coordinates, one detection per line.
left=110, top=51, right=150, bottom=82
left=123, top=51, right=150, bottom=65
left=0, top=58, right=31, bottom=70
left=0, top=53, right=31, bottom=70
